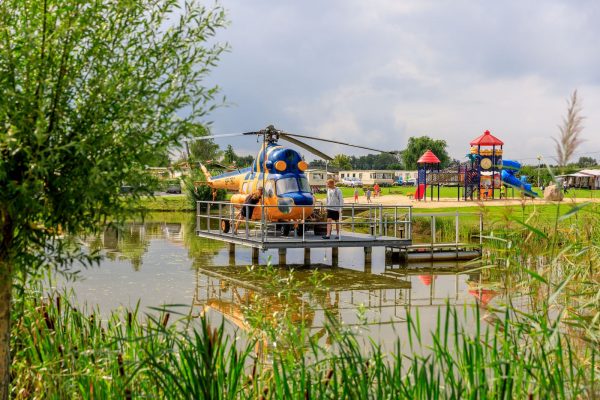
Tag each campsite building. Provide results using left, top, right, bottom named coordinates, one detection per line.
left=560, top=169, right=600, bottom=189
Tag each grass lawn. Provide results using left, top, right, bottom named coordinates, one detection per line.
left=138, top=194, right=193, bottom=211
left=408, top=202, right=600, bottom=232
left=139, top=191, right=599, bottom=222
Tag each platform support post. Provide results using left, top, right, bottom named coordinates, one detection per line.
left=278, top=248, right=286, bottom=267
left=252, top=247, right=259, bottom=265
left=385, top=247, right=393, bottom=264
left=364, top=247, right=372, bottom=272
left=455, top=211, right=460, bottom=259
left=479, top=213, right=483, bottom=246
left=331, top=247, right=339, bottom=267
left=229, top=243, right=235, bottom=265
left=303, top=248, right=311, bottom=267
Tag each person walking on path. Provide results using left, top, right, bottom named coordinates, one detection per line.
left=323, top=179, right=343, bottom=239
left=353, top=187, right=359, bottom=203
left=366, top=187, right=372, bottom=203
left=373, top=183, right=380, bottom=197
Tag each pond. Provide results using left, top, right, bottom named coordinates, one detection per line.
left=59, top=212, right=500, bottom=352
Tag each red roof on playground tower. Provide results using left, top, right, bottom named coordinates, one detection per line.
left=470, top=130, right=504, bottom=146
left=417, top=150, right=441, bottom=164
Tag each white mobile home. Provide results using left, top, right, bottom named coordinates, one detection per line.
left=305, top=169, right=333, bottom=189
left=394, top=170, right=418, bottom=183
left=560, top=169, right=600, bottom=189
left=338, top=170, right=396, bottom=186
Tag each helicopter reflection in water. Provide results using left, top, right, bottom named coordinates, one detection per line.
left=188, top=260, right=503, bottom=357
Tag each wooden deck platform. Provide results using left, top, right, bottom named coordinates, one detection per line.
left=387, top=242, right=481, bottom=261
left=195, top=201, right=483, bottom=265
left=195, top=228, right=412, bottom=250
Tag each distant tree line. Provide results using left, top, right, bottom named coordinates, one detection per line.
left=222, top=144, right=254, bottom=168
left=520, top=156, right=598, bottom=187
left=309, top=136, right=451, bottom=170
left=317, top=153, right=403, bottom=170
left=574, top=156, right=597, bottom=168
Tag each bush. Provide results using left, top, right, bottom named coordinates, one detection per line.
left=184, top=179, right=226, bottom=210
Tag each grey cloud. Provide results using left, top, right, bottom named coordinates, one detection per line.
left=202, top=0, right=600, bottom=161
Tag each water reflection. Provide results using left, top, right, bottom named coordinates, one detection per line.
left=85, top=214, right=226, bottom=271
left=67, top=213, right=503, bottom=350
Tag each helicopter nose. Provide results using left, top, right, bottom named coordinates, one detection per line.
left=285, top=193, right=313, bottom=206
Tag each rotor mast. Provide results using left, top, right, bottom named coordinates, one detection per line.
left=263, top=125, right=281, bottom=144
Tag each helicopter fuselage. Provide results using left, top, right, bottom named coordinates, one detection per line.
left=202, top=142, right=315, bottom=222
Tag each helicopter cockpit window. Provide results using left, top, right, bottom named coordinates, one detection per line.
left=276, top=178, right=299, bottom=194
left=298, top=177, right=311, bottom=193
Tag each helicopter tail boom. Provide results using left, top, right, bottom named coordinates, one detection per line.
left=199, top=163, right=213, bottom=181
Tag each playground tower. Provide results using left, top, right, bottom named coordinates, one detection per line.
left=467, top=130, right=503, bottom=200
left=416, top=149, right=441, bottom=201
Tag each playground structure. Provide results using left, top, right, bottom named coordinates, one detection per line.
left=501, top=160, right=538, bottom=197
left=415, top=130, right=538, bottom=201
left=414, top=150, right=441, bottom=201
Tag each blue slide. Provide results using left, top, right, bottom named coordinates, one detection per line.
left=501, top=160, right=539, bottom=197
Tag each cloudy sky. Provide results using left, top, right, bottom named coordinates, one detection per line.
left=203, top=0, right=600, bottom=165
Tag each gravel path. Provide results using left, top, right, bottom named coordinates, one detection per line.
left=343, top=194, right=600, bottom=209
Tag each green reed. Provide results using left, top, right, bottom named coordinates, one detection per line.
left=10, top=284, right=598, bottom=398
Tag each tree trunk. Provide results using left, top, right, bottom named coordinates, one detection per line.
left=0, top=205, right=13, bottom=400
left=0, top=260, right=11, bottom=400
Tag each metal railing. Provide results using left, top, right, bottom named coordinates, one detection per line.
left=196, top=200, right=412, bottom=243
left=410, top=211, right=483, bottom=247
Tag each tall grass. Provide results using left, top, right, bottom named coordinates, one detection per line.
left=554, top=89, right=585, bottom=167
left=10, top=285, right=598, bottom=398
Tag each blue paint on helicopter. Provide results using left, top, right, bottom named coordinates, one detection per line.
left=282, top=192, right=313, bottom=206
left=211, top=167, right=251, bottom=179
left=212, top=142, right=305, bottom=180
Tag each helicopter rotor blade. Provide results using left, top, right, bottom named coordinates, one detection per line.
left=279, top=134, right=333, bottom=161
left=281, top=132, right=398, bottom=155
left=180, top=126, right=399, bottom=161
left=181, top=132, right=258, bottom=142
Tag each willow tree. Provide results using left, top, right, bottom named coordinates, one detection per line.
left=403, top=136, right=450, bottom=169
left=0, top=1, right=226, bottom=396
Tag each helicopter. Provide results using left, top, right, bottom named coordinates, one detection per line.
left=186, top=125, right=397, bottom=235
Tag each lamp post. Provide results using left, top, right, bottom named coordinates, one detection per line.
left=537, top=155, right=542, bottom=188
